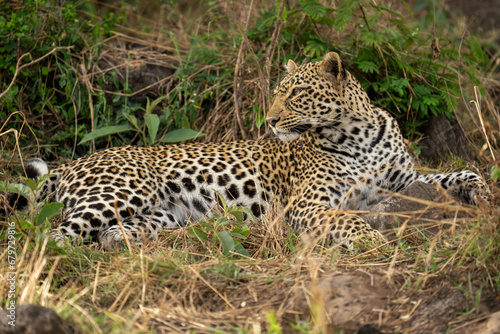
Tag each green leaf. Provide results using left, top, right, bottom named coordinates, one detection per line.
left=216, top=231, right=235, bottom=255
left=229, top=209, right=244, bottom=222
left=422, top=95, right=439, bottom=106
left=440, top=91, right=458, bottom=111
left=334, top=0, right=360, bottom=31
left=0, top=181, right=30, bottom=198
left=19, top=220, right=34, bottom=230
left=299, top=0, right=326, bottom=21
left=413, top=84, right=431, bottom=96
left=233, top=243, right=250, bottom=257
left=360, top=31, right=386, bottom=47
left=266, top=311, right=283, bottom=334
left=468, top=35, right=489, bottom=66
left=214, top=217, right=230, bottom=229
left=375, top=6, right=404, bottom=19
left=36, top=202, right=64, bottom=226
left=200, top=220, right=214, bottom=231
left=79, top=124, right=133, bottom=144
left=357, top=61, right=379, bottom=74
left=213, top=190, right=227, bottom=211
left=144, top=113, right=160, bottom=145
left=189, top=226, right=209, bottom=241
left=35, top=174, right=55, bottom=191
left=232, top=224, right=251, bottom=237
left=226, top=206, right=255, bottom=222
left=145, top=96, right=168, bottom=114
left=23, top=178, right=37, bottom=191
left=304, top=38, right=328, bottom=59
left=491, top=166, right=500, bottom=182
left=278, top=3, right=287, bottom=22
left=229, top=231, right=248, bottom=240
left=161, top=129, right=205, bottom=143
left=390, top=77, right=409, bottom=96
left=254, top=105, right=265, bottom=129
left=124, top=113, right=140, bottom=130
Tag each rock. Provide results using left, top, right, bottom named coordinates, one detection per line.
left=364, top=181, right=470, bottom=240
left=306, top=273, right=389, bottom=332
left=409, top=288, right=466, bottom=333
left=418, top=113, right=471, bottom=164
left=0, top=304, right=71, bottom=334
left=481, top=311, right=500, bottom=334
left=462, top=311, right=500, bottom=334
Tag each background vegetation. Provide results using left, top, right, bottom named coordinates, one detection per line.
left=0, top=0, right=499, bottom=333
left=1, top=0, right=498, bottom=163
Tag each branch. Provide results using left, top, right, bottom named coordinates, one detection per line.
left=233, top=0, right=255, bottom=140
left=0, top=46, right=73, bottom=100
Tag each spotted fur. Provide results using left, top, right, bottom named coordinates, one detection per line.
left=23, top=52, right=490, bottom=249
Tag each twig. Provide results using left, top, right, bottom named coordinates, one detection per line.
left=0, top=129, right=23, bottom=171
left=263, top=0, right=286, bottom=111
left=233, top=0, right=254, bottom=140
left=455, top=30, right=484, bottom=153
left=449, top=313, right=494, bottom=333
left=359, top=3, right=372, bottom=32
left=471, top=86, right=496, bottom=160
left=114, top=200, right=132, bottom=251
left=457, top=31, right=474, bottom=117
left=189, top=266, right=236, bottom=311
left=0, top=46, right=73, bottom=100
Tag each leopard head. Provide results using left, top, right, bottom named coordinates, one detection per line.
left=266, top=52, right=369, bottom=141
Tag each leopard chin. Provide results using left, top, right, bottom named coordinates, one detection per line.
left=271, top=128, right=301, bottom=142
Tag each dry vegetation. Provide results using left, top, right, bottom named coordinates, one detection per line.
left=1, top=0, right=500, bottom=333
left=1, top=198, right=499, bottom=333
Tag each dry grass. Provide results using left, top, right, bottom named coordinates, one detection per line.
left=1, top=191, right=499, bottom=333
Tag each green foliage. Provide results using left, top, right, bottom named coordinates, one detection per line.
left=0, top=0, right=494, bottom=154
left=161, top=129, right=205, bottom=143
left=357, top=61, right=379, bottom=74
left=35, top=202, right=64, bottom=226
left=265, top=311, right=283, bottom=334
left=189, top=193, right=253, bottom=257
left=78, top=95, right=205, bottom=145
left=1, top=173, right=63, bottom=250
left=0, top=177, right=30, bottom=198
left=79, top=124, right=134, bottom=145
left=0, top=0, right=213, bottom=156
left=491, top=165, right=500, bottom=182
left=334, top=0, right=361, bottom=30
left=451, top=272, right=483, bottom=316
left=250, top=0, right=491, bottom=138
left=0, top=0, right=121, bottom=156
left=299, top=0, right=327, bottom=21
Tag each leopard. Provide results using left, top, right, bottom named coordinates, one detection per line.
left=12, top=52, right=490, bottom=249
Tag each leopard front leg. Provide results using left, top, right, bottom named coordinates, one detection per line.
left=97, top=209, right=183, bottom=249
left=416, top=170, right=491, bottom=205
left=288, top=199, right=385, bottom=247
left=50, top=208, right=181, bottom=250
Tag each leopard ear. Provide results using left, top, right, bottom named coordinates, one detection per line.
left=285, top=59, right=298, bottom=73
left=320, top=52, right=347, bottom=86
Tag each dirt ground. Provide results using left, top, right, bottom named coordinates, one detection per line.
left=291, top=266, right=500, bottom=334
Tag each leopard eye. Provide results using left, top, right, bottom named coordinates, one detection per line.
left=289, top=87, right=304, bottom=99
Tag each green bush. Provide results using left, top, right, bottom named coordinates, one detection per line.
left=249, top=0, right=491, bottom=137
left=0, top=0, right=120, bottom=157
left=0, top=0, right=493, bottom=160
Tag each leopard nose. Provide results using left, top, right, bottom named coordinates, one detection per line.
left=267, top=117, right=279, bottom=127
